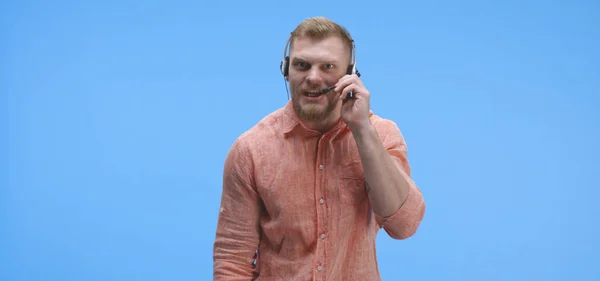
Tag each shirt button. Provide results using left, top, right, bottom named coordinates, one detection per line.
left=318, top=164, right=324, bottom=170
left=320, top=233, right=326, bottom=239
left=317, top=265, right=323, bottom=271
left=319, top=198, right=325, bottom=204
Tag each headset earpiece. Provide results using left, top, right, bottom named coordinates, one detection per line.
left=347, top=64, right=360, bottom=77
left=280, top=56, right=290, bottom=77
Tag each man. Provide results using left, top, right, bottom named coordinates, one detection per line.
left=213, top=16, right=426, bottom=280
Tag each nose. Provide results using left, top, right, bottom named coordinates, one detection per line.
left=305, top=67, right=324, bottom=86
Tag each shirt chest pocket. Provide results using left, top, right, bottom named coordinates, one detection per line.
left=337, top=161, right=368, bottom=205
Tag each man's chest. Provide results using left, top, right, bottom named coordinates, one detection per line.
left=251, top=134, right=368, bottom=221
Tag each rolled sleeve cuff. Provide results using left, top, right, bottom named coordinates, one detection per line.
left=374, top=185, right=425, bottom=239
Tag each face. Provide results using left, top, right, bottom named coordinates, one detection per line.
left=287, top=35, right=351, bottom=125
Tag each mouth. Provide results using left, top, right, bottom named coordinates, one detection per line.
left=303, top=89, right=324, bottom=98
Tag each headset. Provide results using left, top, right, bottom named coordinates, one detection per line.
left=279, top=33, right=360, bottom=99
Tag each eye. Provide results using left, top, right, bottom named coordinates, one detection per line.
left=324, top=64, right=334, bottom=69
left=294, top=61, right=310, bottom=69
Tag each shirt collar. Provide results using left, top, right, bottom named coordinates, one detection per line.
left=282, top=100, right=312, bottom=134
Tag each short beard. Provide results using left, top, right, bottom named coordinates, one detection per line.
left=292, top=93, right=338, bottom=122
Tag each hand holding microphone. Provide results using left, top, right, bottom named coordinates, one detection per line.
left=322, top=73, right=371, bottom=131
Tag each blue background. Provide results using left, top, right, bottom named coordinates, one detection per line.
left=2, top=0, right=599, bottom=280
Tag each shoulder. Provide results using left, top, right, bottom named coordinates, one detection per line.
left=228, top=106, right=287, bottom=155
left=369, top=113, right=405, bottom=140
left=366, top=112, right=409, bottom=156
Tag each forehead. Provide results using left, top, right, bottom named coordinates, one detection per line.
left=289, top=35, right=350, bottom=62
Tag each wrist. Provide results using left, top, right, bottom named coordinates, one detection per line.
left=350, top=119, right=375, bottom=140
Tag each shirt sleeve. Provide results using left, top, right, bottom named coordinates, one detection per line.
left=213, top=137, right=262, bottom=280
left=373, top=119, right=426, bottom=240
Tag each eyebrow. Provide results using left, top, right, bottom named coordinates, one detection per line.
left=291, top=56, right=310, bottom=62
left=291, top=56, right=337, bottom=64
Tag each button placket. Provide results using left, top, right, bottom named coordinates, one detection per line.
left=314, top=136, right=329, bottom=278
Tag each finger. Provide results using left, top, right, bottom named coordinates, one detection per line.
left=334, top=74, right=358, bottom=92
left=353, top=74, right=364, bottom=88
left=339, top=83, right=360, bottom=100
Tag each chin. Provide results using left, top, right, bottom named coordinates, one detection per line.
left=294, top=101, right=334, bottom=122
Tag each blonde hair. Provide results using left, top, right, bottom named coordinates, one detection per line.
left=287, top=16, right=355, bottom=63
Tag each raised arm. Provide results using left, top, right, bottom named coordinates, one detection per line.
left=213, top=138, right=263, bottom=280
left=352, top=119, right=426, bottom=240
